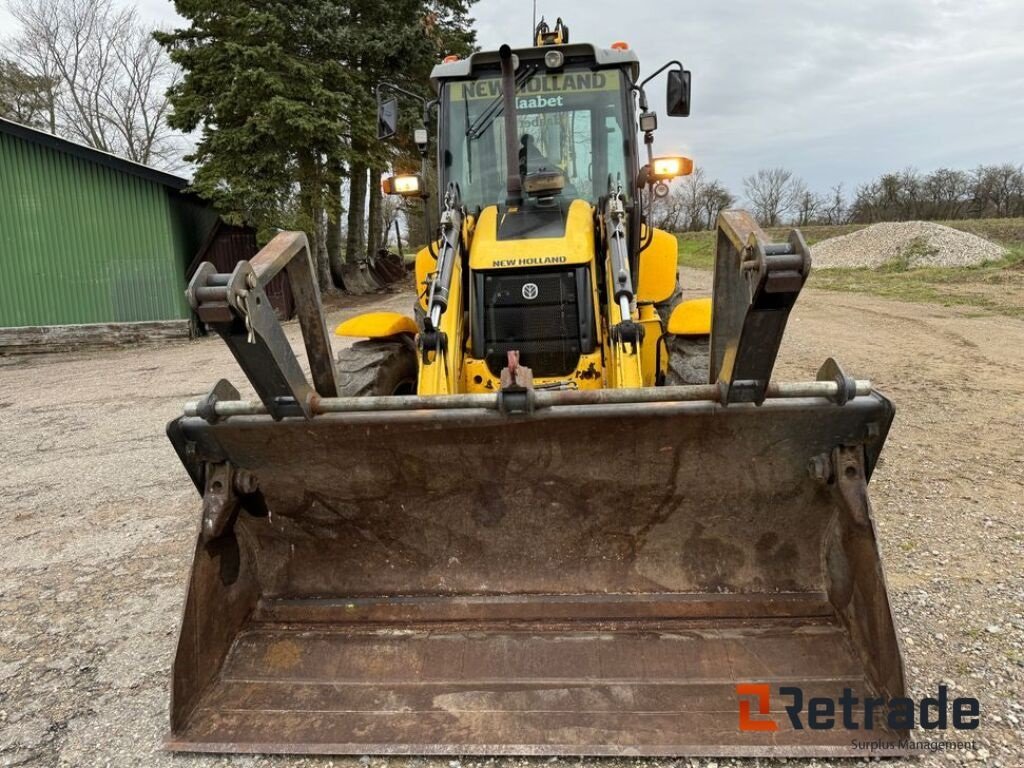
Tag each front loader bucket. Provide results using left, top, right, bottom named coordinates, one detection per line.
left=165, top=389, right=906, bottom=757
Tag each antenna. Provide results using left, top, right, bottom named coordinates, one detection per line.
left=532, top=0, right=537, bottom=44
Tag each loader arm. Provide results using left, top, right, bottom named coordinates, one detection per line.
left=710, top=210, right=811, bottom=404
left=417, top=188, right=469, bottom=395
left=186, top=231, right=338, bottom=418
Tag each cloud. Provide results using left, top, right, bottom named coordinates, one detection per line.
left=134, top=0, right=181, bottom=28
left=475, top=0, right=1024, bottom=194
left=5, top=0, right=1020, bottom=197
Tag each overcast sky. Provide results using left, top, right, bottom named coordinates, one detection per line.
left=3, top=0, right=1022, bottom=195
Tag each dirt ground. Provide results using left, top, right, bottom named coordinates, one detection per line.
left=1, top=271, right=1021, bottom=768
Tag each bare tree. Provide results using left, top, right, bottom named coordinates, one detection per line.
left=380, top=194, right=401, bottom=244
left=697, top=180, right=734, bottom=230
left=922, top=167, right=970, bottom=220
left=3, top=0, right=184, bottom=169
left=851, top=164, right=1024, bottom=223
left=969, top=163, right=1024, bottom=218
left=743, top=167, right=802, bottom=226
left=823, top=183, right=847, bottom=225
left=996, top=164, right=1024, bottom=217
left=897, top=167, right=923, bottom=219
left=676, top=166, right=706, bottom=232
left=790, top=179, right=825, bottom=226
left=649, top=184, right=689, bottom=232
left=648, top=169, right=737, bottom=232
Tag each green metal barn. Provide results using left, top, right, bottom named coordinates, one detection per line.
left=0, top=117, right=218, bottom=334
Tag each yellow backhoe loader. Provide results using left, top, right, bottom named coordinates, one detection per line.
left=166, top=23, right=906, bottom=758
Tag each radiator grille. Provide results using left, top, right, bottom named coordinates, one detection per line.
left=481, top=270, right=582, bottom=377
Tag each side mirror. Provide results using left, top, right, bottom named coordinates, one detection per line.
left=666, top=69, right=691, bottom=117
left=377, top=96, right=399, bottom=140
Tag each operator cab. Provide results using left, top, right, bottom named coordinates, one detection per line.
left=433, top=43, right=640, bottom=210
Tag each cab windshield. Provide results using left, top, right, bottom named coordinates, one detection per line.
left=442, top=65, right=630, bottom=209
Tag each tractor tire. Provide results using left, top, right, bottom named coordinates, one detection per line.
left=655, top=268, right=711, bottom=385
left=666, top=335, right=711, bottom=385
left=335, top=340, right=418, bottom=397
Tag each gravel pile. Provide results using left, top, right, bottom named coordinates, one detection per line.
left=811, top=221, right=1006, bottom=269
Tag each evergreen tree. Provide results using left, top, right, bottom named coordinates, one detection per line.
left=157, top=1, right=353, bottom=288
left=156, top=0, right=475, bottom=290
left=0, top=58, right=54, bottom=128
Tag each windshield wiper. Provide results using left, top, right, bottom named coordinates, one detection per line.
left=466, top=64, right=539, bottom=140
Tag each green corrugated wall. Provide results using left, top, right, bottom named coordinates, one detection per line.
left=0, top=132, right=206, bottom=326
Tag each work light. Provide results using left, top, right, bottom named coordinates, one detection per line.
left=381, top=174, right=423, bottom=197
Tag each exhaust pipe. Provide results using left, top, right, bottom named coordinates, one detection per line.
left=499, top=44, right=522, bottom=206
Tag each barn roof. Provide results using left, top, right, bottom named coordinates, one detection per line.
left=0, top=116, right=188, bottom=190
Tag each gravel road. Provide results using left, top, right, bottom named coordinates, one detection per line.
left=1, top=274, right=1021, bottom=768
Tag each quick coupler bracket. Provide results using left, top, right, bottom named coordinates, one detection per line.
left=200, top=462, right=263, bottom=542
left=711, top=211, right=812, bottom=406
left=186, top=260, right=317, bottom=420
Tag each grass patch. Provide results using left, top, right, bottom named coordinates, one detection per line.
left=675, top=223, right=869, bottom=270
left=935, top=217, right=1024, bottom=246
left=810, top=245, right=1024, bottom=317
left=677, top=231, right=717, bottom=269
left=676, top=217, right=1024, bottom=269
left=675, top=217, right=1024, bottom=318
left=879, top=236, right=937, bottom=273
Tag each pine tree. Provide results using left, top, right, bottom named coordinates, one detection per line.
left=0, top=58, right=54, bottom=128
left=156, top=0, right=475, bottom=289
left=156, top=1, right=355, bottom=289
